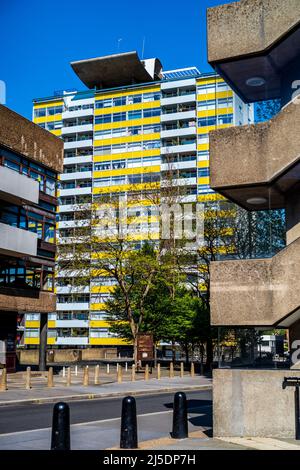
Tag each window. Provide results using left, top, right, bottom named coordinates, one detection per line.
left=198, top=167, right=210, bottom=177
left=95, top=98, right=112, bottom=108
left=143, top=108, right=160, bottom=118
left=197, top=99, right=215, bottom=111
left=127, top=94, right=142, bottom=104
left=113, top=97, right=126, bottom=107
left=218, top=114, right=233, bottom=125
left=95, top=115, right=112, bottom=124
left=197, top=83, right=215, bottom=94
left=218, top=97, right=233, bottom=108
left=128, top=110, right=142, bottom=120
left=113, top=112, right=126, bottom=122
left=198, top=116, right=217, bottom=127
left=48, top=106, right=63, bottom=115
left=94, top=145, right=111, bottom=156
left=34, top=108, right=46, bottom=118
left=94, top=162, right=111, bottom=171
left=94, top=129, right=112, bottom=139
left=94, top=177, right=111, bottom=188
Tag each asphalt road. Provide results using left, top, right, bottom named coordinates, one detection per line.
left=0, top=389, right=212, bottom=435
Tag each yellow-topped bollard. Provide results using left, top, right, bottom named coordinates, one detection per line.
left=47, top=367, right=54, bottom=388
left=0, top=368, right=7, bottom=392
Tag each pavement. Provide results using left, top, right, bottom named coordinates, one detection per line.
left=0, top=375, right=211, bottom=406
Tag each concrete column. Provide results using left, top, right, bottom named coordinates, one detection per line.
left=0, top=369, right=7, bottom=391
left=117, top=365, right=123, bottom=383
left=38, top=312, right=48, bottom=371
left=25, top=366, right=31, bottom=390
left=131, top=364, right=136, bottom=381
left=144, top=364, right=149, bottom=381
left=180, top=362, right=184, bottom=378
left=83, top=366, right=89, bottom=386
left=190, top=362, right=195, bottom=377
left=94, top=365, right=100, bottom=385
left=169, top=362, right=174, bottom=378
left=47, top=367, right=54, bottom=387
left=157, top=363, right=161, bottom=380
left=66, top=367, right=71, bottom=386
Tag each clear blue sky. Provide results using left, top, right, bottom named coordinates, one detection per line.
left=1, top=0, right=230, bottom=119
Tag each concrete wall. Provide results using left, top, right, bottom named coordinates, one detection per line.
left=0, top=222, right=37, bottom=258
left=207, top=0, right=300, bottom=63
left=19, top=348, right=118, bottom=364
left=0, top=166, right=39, bottom=205
left=0, top=104, right=63, bottom=173
left=210, top=236, right=300, bottom=327
left=210, top=101, right=300, bottom=192
left=0, top=291, right=56, bottom=314
left=213, top=369, right=300, bottom=438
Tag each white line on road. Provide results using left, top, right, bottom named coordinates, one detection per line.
left=0, top=405, right=212, bottom=438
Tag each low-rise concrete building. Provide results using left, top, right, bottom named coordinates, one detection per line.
left=0, top=104, right=63, bottom=371
left=207, top=0, right=300, bottom=437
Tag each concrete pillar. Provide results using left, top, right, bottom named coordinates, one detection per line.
left=25, top=366, right=31, bottom=390
left=131, top=364, right=136, bottom=381
left=190, top=362, right=195, bottom=377
left=157, top=363, right=161, bottom=380
left=169, top=362, right=174, bottom=378
left=83, top=366, right=89, bottom=386
left=144, top=364, right=149, bottom=381
left=66, top=367, right=71, bottom=386
left=106, top=364, right=110, bottom=374
left=94, top=365, right=100, bottom=385
left=47, top=367, right=54, bottom=387
left=180, top=362, right=184, bottom=378
left=117, top=365, right=123, bottom=383
left=38, top=313, right=48, bottom=372
left=0, top=368, right=7, bottom=391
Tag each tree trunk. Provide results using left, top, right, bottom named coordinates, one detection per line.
left=184, top=342, right=189, bottom=366
left=39, top=313, right=48, bottom=371
left=133, top=335, right=138, bottom=367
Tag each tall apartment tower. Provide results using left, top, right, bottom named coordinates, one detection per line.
left=0, top=105, right=63, bottom=371
left=31, top=51, right=253, bottom=351
left=207, top=0, right=300, bottom=438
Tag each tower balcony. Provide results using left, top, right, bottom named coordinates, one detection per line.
left=207, top=0, right=300, bottom=104
left=210, top=236, right=300, bottom=328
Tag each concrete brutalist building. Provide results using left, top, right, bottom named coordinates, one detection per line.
left=0, top=105, right=63, bottom=371
left=207, top=0, right=300, bottom=437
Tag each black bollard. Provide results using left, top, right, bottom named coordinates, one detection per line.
left=51, top=402, right=71, bottom=450
left=172, top=391, right=188, bottom=439
left=120, top=396, right=138, bottom=448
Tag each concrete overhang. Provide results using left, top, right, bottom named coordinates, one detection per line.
left=210, top=236, right=300, bottom=328
left=0, top=105, right=64, bottom=173
left=0, top=290, right=56, bottom=313
left=210, top=101, right=300, bottom=210
left=71, top=51, right=163, bottom=89
left=0, top=166, right=39, bottom=205
left=207, top=0, right=300, bottom=102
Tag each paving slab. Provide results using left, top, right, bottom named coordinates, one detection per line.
left=0, top=376, right=211, bottom=406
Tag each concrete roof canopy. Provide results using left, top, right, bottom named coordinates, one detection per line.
left=71, top=51, right=163, bottom=89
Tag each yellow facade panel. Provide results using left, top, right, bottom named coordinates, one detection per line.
left=95, top=100, right=160, bottom=116
left=94, top=132, right=160, bottom=147
left=89, top=337, right=130, bottom=345
left=95, top=86, right=160, bottom=101
left=93, top=148, right=161, bottom=162
left=93, top=165, right=160, bottom=179
left=33, top=100, right=64, bottom=110
left=94, top=117, right=160, bottom=131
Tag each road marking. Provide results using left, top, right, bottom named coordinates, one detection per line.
left=0, top=405, right=212, bottom=437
